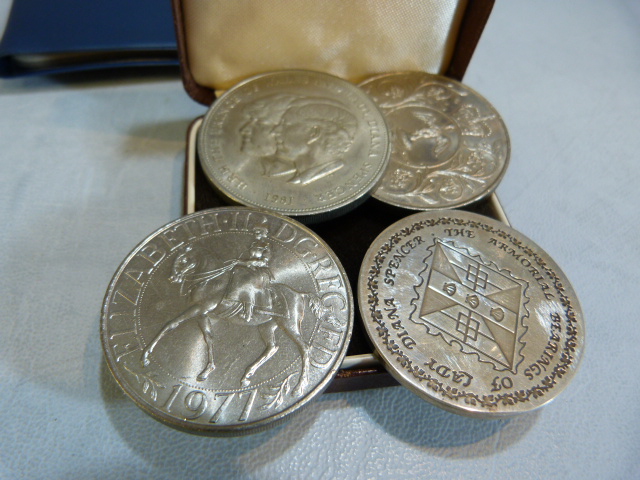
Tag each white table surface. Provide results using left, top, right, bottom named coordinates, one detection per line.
left=1, top=1, right=638, bottom=479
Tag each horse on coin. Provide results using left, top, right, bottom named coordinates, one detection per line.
left=140, top=228, right=330, bottom=395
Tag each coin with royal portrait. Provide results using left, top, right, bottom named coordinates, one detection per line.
left=197, top=70, right=390, bottom=223
left=358, top=210, right=584, bottom=417
left=101, top=207, right=353, bottom=434
left=359, top=72, right=510, bottom=210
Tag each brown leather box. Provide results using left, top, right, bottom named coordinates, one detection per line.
left=172, top=0, right=509, bottom=392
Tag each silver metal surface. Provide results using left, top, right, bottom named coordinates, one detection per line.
left=197, top=70, right=390, bottom=222
left=358, top=210, right=584, bottom=418
left=359, top=72, right=510, bottom=210
left=102, top=208, right=353, bottom=434
left=186, top=119, right=512, bottom=373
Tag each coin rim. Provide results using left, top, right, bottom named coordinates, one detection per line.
left=197, top=69, right=391, bottom=219
left=359, top=71, right=511, bottom=211
left=101, top=207, right=354, bottom=434
left=357, top=210, right=584, bottom=418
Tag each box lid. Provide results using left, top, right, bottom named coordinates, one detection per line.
left=172, top=0, right=494, bottom=105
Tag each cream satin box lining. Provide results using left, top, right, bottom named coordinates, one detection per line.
left=183, top=116, right=511, bottom=372
left=182, top=1, right=468, bottom=91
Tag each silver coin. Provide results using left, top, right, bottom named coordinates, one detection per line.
left=101, top=208, right=353, bottom=434
left=359, top=72, right=510, bottom=210
left=197, top=70, right=390, bottom=222
left=358, top=211, right=584, bottom=417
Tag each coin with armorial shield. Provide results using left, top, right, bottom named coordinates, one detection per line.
left=359, top=72, right=510, bottom=210
left=101, top=208, right=353, bottom=434
left=358, top=210, right=584, bottom=417
left=197, top=70, right=390, bottom=223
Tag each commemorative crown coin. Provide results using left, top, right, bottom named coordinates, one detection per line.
left=197, top=70, right=390, bottom=223
left=101, top=207, right=353, bottom=434
left=359, top=72, right=510, bottom=210
left=358, top=210, right=584, bottom=417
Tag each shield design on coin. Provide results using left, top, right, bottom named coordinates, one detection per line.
left=411, top=240, right=529, bottom=373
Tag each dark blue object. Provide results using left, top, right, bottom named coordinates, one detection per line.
left=0, top=0, right=178, bottom=76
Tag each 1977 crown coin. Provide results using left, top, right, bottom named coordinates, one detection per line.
left=359, top=72, right=510, bottom=210
left=101, top=208, right=353, bottom=434
left=358, top=211, right=584, bottom=417
left=197, top=70, right=390, bottom=223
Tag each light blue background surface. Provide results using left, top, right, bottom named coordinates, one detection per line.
left=0, top=1, right=638, bottom=478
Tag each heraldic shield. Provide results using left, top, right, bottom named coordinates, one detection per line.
left=411, top=240, right=529, bottom=373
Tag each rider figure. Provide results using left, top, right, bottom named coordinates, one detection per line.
left=214, top=228, right=275, bottom=323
